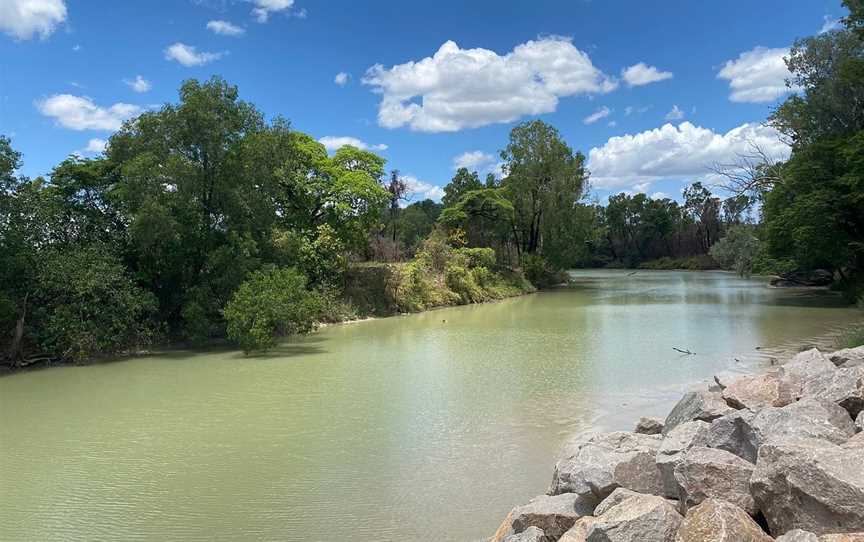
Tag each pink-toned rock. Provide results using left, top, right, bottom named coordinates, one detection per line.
left=675, top=499, right=773, bottom=542
left=722, top=372, right=796, bottom=410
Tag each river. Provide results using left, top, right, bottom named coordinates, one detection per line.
left=1, top=270, right=861, bottom=541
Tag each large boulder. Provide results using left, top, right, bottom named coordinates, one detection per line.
left=675, top=499, right=773, bottom=542
left=818, top=535, right=864, bottom=541
left=559, top=517, right=598, bottom=542
left=672, top=447, right=757, bottom=515
left=775, top=530, right=819, bottom=541
left=778, top=349, right=836, bottom=394
left=722, top=372, right=796, bottom=410
left=593, top=488, right=679, bottom=518
left=509, top=494, right=595, bottom=540
left=856, top=411, right=864, bottom=433
left=655, top=421, right=711, bottom=498
left=550, top=432, right=664, bottom=503
left=750, top=437, right=864, bottom=535
left=585, top=493, right=682, bottom=542
left=664, top=391, right=734, bottom=435
left=750, top=398, right=856, bottom=447
left=635, top=417, right=665, bottom=435
left=503, top=526, right=547, bottom=542
left=706, top=410, right=760, bottom=463
left=801, top=366, right=864, bottom=418
left=828, top=346, right=864, bottom=368
left=841, top=432, right=864, bottom=449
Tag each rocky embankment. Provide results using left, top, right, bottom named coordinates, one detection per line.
left=490, top=346, right=864, bottom=542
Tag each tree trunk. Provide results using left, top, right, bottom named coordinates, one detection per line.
left=7, top=293, right=27, bottom=365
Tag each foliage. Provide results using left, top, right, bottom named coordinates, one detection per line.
left=710, top=225, right=762, bottom=277
left=224, top=267, right=322, bottom=353
left=442, top=168, right=484, bottom=207
left=638, top=255, right=717, bottom=271
left=834, top=325, right=864, bottom=349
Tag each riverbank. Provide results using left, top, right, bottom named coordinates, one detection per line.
left=488, top=341, right=864, bottom=542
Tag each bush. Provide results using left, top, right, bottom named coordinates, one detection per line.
left=710, top=225, right=762, bottom=277
left=224, top=267, right=322, bottom=353
left=453, top=247, right=496, bottom=269
left=444, top=264, right=484, bottom=303
left=835, top=326, right=864, bottom=349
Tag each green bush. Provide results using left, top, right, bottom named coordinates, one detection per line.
left=835, top=326, right=864, bottom=349
left=453, top=247, right=496, bottom=269
left=444, top=264, right=484, bottom=303
left=224, top=267, right=322, bottom=353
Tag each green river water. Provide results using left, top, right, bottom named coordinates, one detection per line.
left=1, top=270, right=861, bottom=541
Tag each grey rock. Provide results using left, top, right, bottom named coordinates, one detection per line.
left=706, top=410, right=759, bottom=463
left=801, top=366, right=864, bottom=418
left=585, top=493, right=682, bottom=542
left=503, top=526, right=547, bottom=542
left=778, top=349, right=836, bottom=396
left=818, top=534, right=864, bottom=541
left=857, top=411, right=864, bottom=433
left=842, top=432, right=864, bottom=449
left=510, top=493, right=595, bottom=540
left=635, top=417, right=664, bottom=435
left=750, top=398, right=856, bottom=448
left=664, top=391, right=734, bottom=435
left=656, top=421, right=711, bottom=498
left=722, top=372, right=796, bottom=410
left=775, top=529, right=819, bottom=542
left=828, top=346, right=864, bottom=368
left=594, top=488, right=644, bottom=518
left=549, top=432, right=664, bottom=504
left=672, top=447, right=757, bottom=515
left=750, top=437, right=864, bottom=535
left=559, top=517, right=597, bottom=542
left=675, top=499, right=773, bottom=542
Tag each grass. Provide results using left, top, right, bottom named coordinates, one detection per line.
left=834, top=325, right=864, bottom=349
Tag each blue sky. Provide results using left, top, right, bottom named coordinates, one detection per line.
left=0, top=0, right=849, bottom=203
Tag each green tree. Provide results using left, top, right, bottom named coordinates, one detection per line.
left=224, top=267, right=322, bottom=353
left=442, top=168, right=484, bottom=208
left=710, top=225, right=762, bottom=278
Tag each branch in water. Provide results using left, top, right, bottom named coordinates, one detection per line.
left=673, top=347, right=695, bottom=355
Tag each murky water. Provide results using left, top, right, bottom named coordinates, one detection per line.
left=1, top=270, right=860, bottom=541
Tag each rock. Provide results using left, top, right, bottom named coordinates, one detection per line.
left=842, top=432, right=864, bottom=449
left=827, top=346, right=864, bottom=368
left=750, top=437, right=864, bottom=535
left=559, top=517, right=598, bottom=542
left=490, top=510, right=517, bottom=542
left=775, top=530, right=819, bottom=541
left=818, top=535, right=864, bottom=542
left=675, top=499, right=773, bottom=542
left=706, top=410, right=759, bottom=463
left=750, top=398, right=856, bottom=448
left=656, top=421, right=711, bottom=498
left=857, top=411, right=864, bottom=433
left=635, top=417, right=664, bottom=435
left=510, top=494, right=595, bottom=540
left=664, top=391, right=734, bottom=435
left=769, top=269, right=833, bottom=287
left=801, top=366, right=864, bottom=418
left=672, top=447, right=757, bottom=515
left=722, top=372, right=796, bottom=410
left=549, top=432, right=664, bottom=504
left=503, top=526, right=547, bottom=542
left=594, top=488, right=644, bottom=518
left=778, top=349, right=836, bottom=393
left=585, top=493, right=682, bottom=541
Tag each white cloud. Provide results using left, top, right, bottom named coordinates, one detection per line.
left=36, top=94, right=141, bottom=131
left=164, top=43, right=223, bottom=67
left=334, top=72, right=349, bottom=86
left=402, top=175, right=444, bottom=202
left=453, top=150, right=494, bottom=170
left=665, top=104, right=684, bottom=121
left=251, top=0, right=294, bottom=23
left=717, top=46, right=792, bottom=103
left=0, top=0, right=66, bottom=40
left=624, top=105, right=650, bottom=116
left=79, top=138, right=107, bottom=155
left=362, top=36, right=618, bottom=132
left=819, top=15, right=842, bottom=34
left=621, top=62, right=673, bottom=87
left=587, top=121, right=790, bottom=188
left=318, top=136, right=387, bottom=152
left=633, top=182, right=651, bottom=193
left=607, top=120, right=617, bottom=128
left=650, top=191, right=669, bottom=200
left=207, top=20, right=245, bottom=36
left=124, top=75, right=152, bottom=93
left=583, top=106, right=611, bottom=125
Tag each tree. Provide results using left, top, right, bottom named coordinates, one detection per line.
left=224, top=267, right=321, bottom=353
left=385, top=170, right=408, bottom=244
left=442, top=168, right=484, bottom=208
left=710, top=225, right=762, bottom=278
left=500, top=120, right=588, bottom=258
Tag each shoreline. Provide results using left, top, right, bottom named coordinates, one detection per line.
left=488, top=336, right=864, bottom=542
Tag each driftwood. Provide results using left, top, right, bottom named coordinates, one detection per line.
left=673, top=347, right=695, bottom=355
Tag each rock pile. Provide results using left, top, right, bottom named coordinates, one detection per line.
left=489, top=346, right=864, bottom=542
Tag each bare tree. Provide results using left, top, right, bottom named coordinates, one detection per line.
left=707, top=139, right=786, bottom=197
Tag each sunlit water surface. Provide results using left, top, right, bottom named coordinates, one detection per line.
left=1, top=270, right=861, bottom=541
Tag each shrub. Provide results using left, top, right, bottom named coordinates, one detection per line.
left=835, top=326, right=864, bottom=349
left=224, top=267, right=322, bottom=353
left=444, top=263, right=484, bottom=303
left=454, top=247, right=496, bottom=269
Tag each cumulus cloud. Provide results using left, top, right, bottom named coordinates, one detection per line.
left=207, top=19, right=245, bottom=36
left=251, top=0, right=294, bottom=22
left=77, top=138, right=107, bottom=155
left=583, top=106, right=611, bottom=125
left=124, top=75, right=152, bottom=93
left=717, top=46, right=792, bottom=103
left=402, top=175, right=444, bottom=202
left=650, top=191, right=669, bottom=200
left=362, top=36, right=618, bottom=132
left=164, top=43, right=223, bottom=66
left=36, top=94, right=141, bottom=131
left=621, top=62, right=673, bottom=87
left=334, top=72, right=349, bottom=86
left=318, top=136, right=387, bottom=152
left=0, top=0, right=66, bottom=40
left=819, top=15, right=842, bottom=34
left=453, top=150, right=495, bottom=170
left=587, top=121, right=789, bottom=188
left=665, top=104, right=684, bottom=121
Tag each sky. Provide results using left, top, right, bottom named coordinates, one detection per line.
left=0, top=0, right=850, bottom=203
